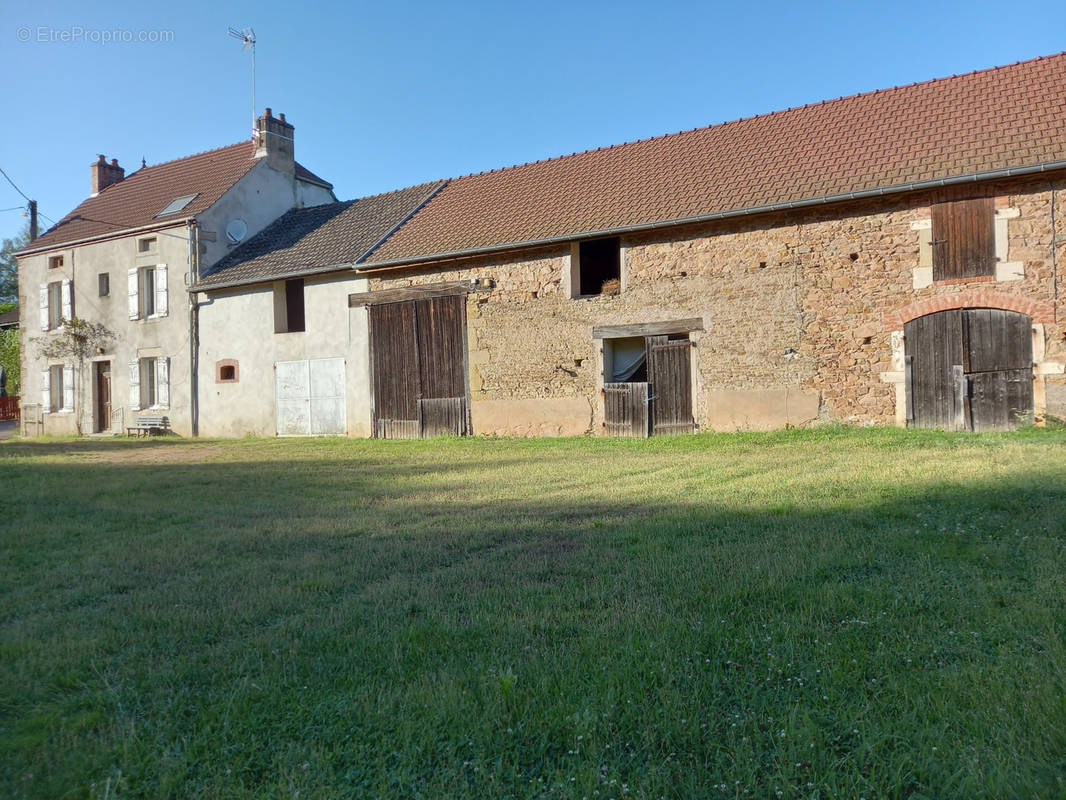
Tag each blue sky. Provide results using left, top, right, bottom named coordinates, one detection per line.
left=2, top=0, right=1063, bottom=244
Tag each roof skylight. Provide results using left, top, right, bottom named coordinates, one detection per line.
left=156, top=193, right=199, bottom=217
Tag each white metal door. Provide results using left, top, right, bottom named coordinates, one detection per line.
left=275, top=358, right=346, bottom=436
left=309, top=357, right=346, bottom=435
left=275, top=360, right=311, bottom=436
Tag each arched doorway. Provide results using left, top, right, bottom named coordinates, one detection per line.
left=904, top=308, right=1033, bottom=431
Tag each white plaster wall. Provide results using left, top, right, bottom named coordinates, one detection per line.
left=296, top=179, right=334, bottom=208
left=197, top=273, right=370, bottom=437
left=196, top=160, right=301, bottom=273
left=18, top=226, right=194, bottom=435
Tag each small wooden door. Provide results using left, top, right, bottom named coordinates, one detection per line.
left=646, top=335, right=695, bottom=435
left=604, top=382, right=650, bottom=437
left=369, top=294, right=470, bottom=438
left=94, top=361, right=111, bottom=433
left=905, top=308, right=1032, bottom=431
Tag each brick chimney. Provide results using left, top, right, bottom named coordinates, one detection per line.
left=254, top=108, right=294, bottom=172
left=91, top=155, right=124, bottom=196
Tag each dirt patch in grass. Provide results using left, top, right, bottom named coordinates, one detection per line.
left=77, top=444, right=225, bottom=463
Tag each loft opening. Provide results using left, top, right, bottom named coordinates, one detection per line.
left=573, top=237, right=621, bottom=297
left=274, top=278, right=306, bottom=333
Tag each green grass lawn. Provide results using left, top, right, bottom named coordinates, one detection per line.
left=1, top=427, right=1065, bottom=799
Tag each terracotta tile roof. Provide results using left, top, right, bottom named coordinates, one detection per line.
left=366, top=53, right=1066, bottom=266
left=26, top=142, right=330, bottom=252
left=195, top=181, right=445, bottom=289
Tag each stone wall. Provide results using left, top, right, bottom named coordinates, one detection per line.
left=368, top=174, right=1066, bottom=433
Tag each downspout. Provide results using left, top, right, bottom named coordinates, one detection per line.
left=188, top=220, right=200, bottom=436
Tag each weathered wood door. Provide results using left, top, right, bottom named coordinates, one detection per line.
left=646, top=335, right=695, bottom=435
left=604, top=382, right=650, bottom=437
left=94, top=361, right=111, bottom=433
left=603, top=335, right=694, bottom=437
left=369, top=294, right=470, bottom=438
left=905, top=309, right=1032, bottom=431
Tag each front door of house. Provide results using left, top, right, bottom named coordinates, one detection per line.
left=904, top=308, right=1033, bottom=431
left=94, top=361, right=111, bottom=433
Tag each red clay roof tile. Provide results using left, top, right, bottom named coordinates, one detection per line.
left=27, top=142, right=331, bottom=252
left=366, top=53, right=1066, bottom=266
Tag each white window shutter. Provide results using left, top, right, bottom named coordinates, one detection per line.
left=61, top=365, right=74, bottom=412
left=39, top=284, right=49, bottom=331
left=156, top=357, right=170, bottom=408
left=129, top=360, right=141, bottom=410
left=128, top=268, right=139, bottom=320
left=41, top=368, right=50, bottom=409
left=154, top=265, right=168, bottom=317
left=61, top=279, right=73, bottom=323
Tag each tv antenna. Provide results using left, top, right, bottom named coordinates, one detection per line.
left=228, top=26, right=256, bottom=139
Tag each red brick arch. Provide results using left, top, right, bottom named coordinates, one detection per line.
left=883, top=290, right=1054, bottom=329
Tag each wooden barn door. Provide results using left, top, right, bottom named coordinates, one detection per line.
left=369, top=294, right=470, bottom=438
left=905, top=308, right=1032, bottom=432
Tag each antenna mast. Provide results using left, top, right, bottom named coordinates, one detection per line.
left=227, top=26, right=257, bottom=138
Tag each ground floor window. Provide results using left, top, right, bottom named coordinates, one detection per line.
left=129, top=356, right=170, bottom=410
left=42, top=364, right=73, bottom=413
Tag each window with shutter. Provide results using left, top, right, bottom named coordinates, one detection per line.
left=61, top=365, right=74, bottom=412
left=39, top=284, right=49, bottom=331
left=128, top=359, right=141, bottom=409
left=61, top=279, right=72, bottom=322
left=931, top=197, right=995, bottom=281
left=155, top=357, right=170, bottom=408
left=154, top=265, right=168, bottom=317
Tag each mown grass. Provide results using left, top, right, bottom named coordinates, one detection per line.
left=1, top=426, right=1065, bottom=799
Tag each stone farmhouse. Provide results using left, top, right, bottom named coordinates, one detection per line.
left=194, top=53, right=1066, bottom=438
left=19, top=54, right=1066, bottom=439
left=17, top=110, right=334, bottom=436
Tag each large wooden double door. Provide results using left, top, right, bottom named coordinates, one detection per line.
left=904, top=308, right=1033, bottom=432
left=369, top=294, right=471, bottom=438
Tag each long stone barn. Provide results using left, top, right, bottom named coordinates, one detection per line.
left=193, top=53, right=1066, bottom=438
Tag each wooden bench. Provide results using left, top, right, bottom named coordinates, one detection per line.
left=126, top=415, right=171, bottom=437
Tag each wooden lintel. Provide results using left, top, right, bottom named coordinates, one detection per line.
left=348, top=280, right=491, bottom=307
left=592, top=317, right=705, bottom=339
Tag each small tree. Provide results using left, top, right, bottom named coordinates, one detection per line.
left=36, top=317, right=113, bottom=435
left=0, top=225, right=32, bottom=305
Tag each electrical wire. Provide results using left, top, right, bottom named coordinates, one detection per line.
left=0, top=166, right=31, bottom=203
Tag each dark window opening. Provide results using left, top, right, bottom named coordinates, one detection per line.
left=608, top=336, right=647, bottom=383
left=48, top=255, right=64, bottom=269
left=216, top=360, right=239, bottom=383
left=578, top=237, right=621, bottom=296
left=276, top=279, right=306, bottom=333
left=138, top=237, right=156, bottom=253
left=286, top=279, right=305, bottom=332
left=98, top=272, right=110, bottom=297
